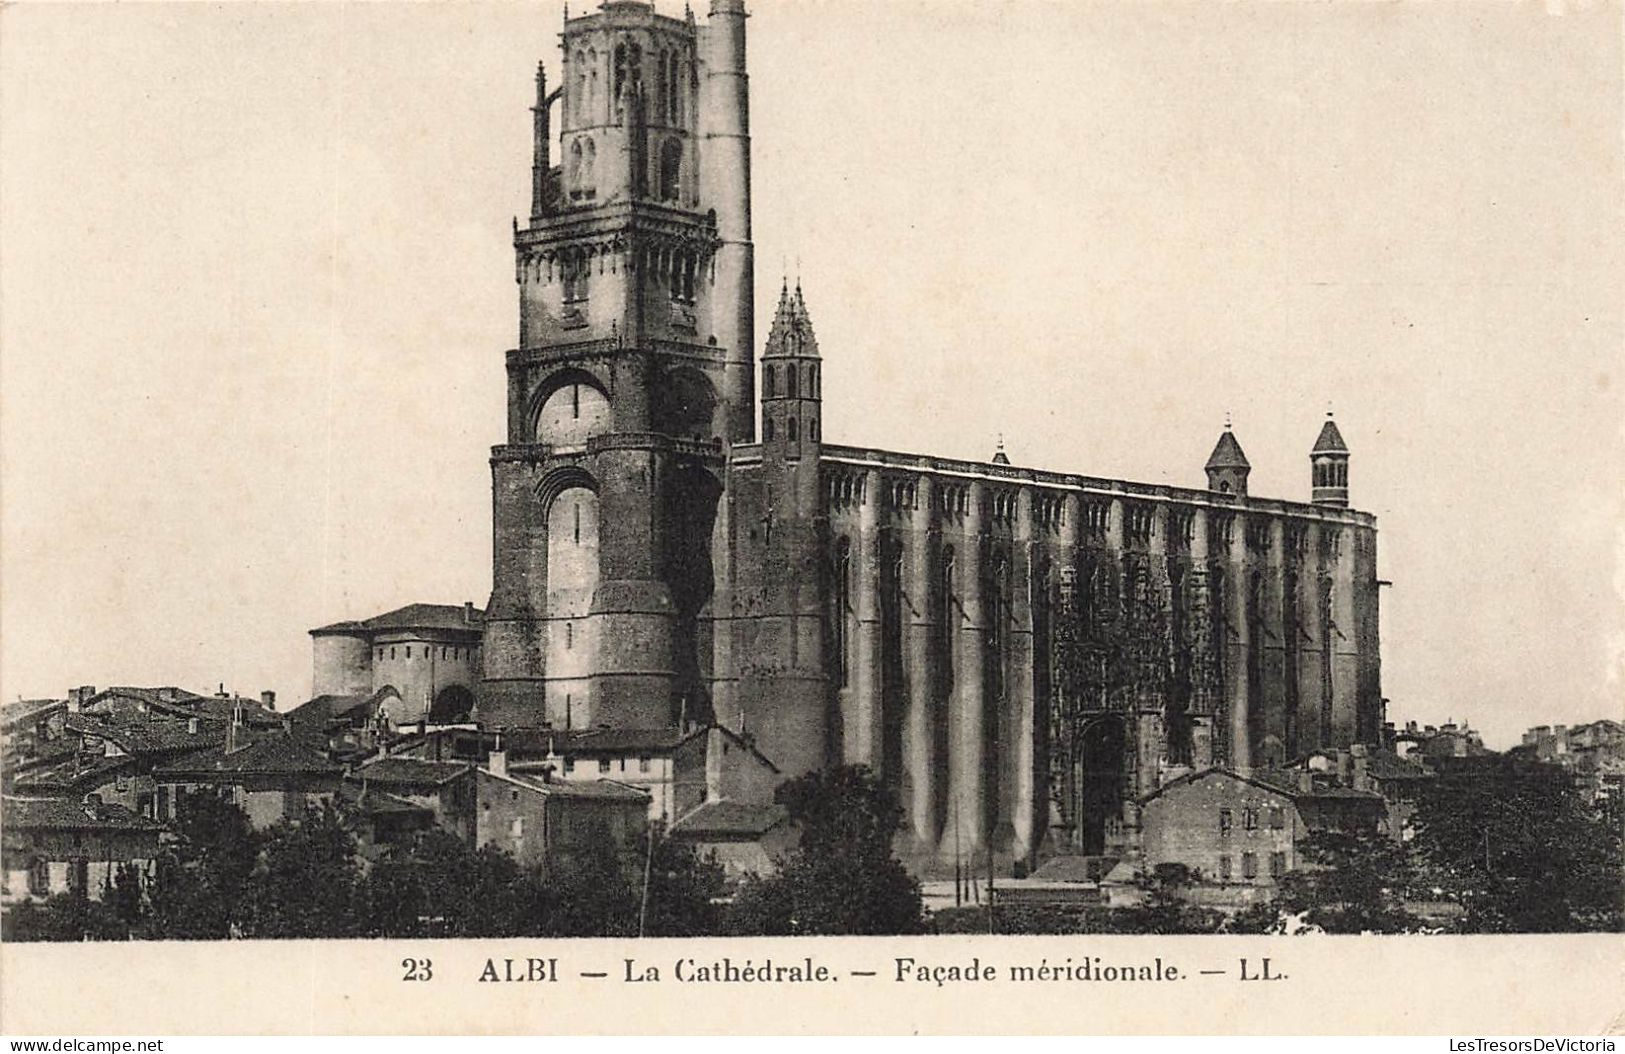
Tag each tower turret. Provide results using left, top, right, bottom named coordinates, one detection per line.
left=1205, top=422, right=1251, bottom=496
left=761, top=280, right=821, bottom=461
left=1310, top=412, right=1350, bottom=506
left=530, top=62, right=562, bottom=221
left=700, top=0, right=755, bottom=441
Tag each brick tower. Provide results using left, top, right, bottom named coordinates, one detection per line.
left=481, top=0, right=755, bottom=731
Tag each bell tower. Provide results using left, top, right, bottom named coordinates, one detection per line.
left=482, top=0, right=755, bottom=731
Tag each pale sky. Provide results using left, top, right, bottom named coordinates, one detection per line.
left=2, top=1, right=1620, bottom=748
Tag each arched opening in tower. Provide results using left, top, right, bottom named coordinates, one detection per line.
left=428, top=684, right=475, bottom=725
left=654, top=367, right=719, bottom=443
left=546, top=484, right=600, bottom=726
left=1076, top=716, right=1126, bottom=856
left=665, top=465, right=722, bottom=727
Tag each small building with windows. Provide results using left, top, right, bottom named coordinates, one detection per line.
left=309, top=603, right=484, bottom=727
left=1, top=794, right=163, bottom=904
left=152, top=715, right=343, bottom=830
left=474, top=753, right=648, bottom=875
left=1137, top=767, right=1383, bottom=905
left=388, top=723, right=780, bottom=826
left=348, top=756, right=477, bottom=843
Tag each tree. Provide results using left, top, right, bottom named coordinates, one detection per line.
left=545, top=824, right=639, bottom=937
left=727, top=765, right=924, bottom=935
left=1410, top=758, right=1623, bottom=933
left=2, top=889, right=129, bottom=942
left=358, top=830, right=528, bottom=938
left=1117, top=863, right=1225, bottom=934
left=1274, top=829, right=1421, bottom=934
left=242, top=802, right=361, bottom=938
left=142, top=790, right=261, bottom=939
left=640, top=828, right=728, bottom=937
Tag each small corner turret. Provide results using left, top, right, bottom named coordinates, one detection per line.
left=1311, top=411, right=1350, bottom=506
left=1205, top=418, right=1251, bottom=497
left=760, top=278, right=821, bottom=461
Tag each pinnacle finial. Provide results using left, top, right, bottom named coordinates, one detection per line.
left=1224, top=410, right=1233, bottom=431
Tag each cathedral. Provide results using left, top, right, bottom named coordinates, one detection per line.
left=339, top=0, right=1384, bottom=871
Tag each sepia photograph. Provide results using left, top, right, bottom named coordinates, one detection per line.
left=0, top=0, right=1621, bottom=1037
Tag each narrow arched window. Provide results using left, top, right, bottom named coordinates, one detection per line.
left=671, top=56, right=683, bottom=125
left=569, top=140, right=583, bottom=194
left=660, top=139, right=682, bottom=202
left=764, top=417, right=775, bottom=441
left=575, top=50, right=588, bottom=122
left=765, top=364, right=776, bottom=398
left=810, top=418, right=819, bottom=442
left=835, top=539, right=853, bottom=687
left=588, top=48, right=599, bottom=120
left=787, top=368, right=798, bottom=398
left=789, top=417, right=798, bottom=441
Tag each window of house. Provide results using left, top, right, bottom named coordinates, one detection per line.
left=788, top=417, right=798, bottom=441
left=377, top=648, right=384, bottom=660
left=29, top=858, right=50, bottom=895
left=1218, top=855, right=1232, bottom=882
left=406, top=646, right=412, bottom=659
left=1242, top=852, right=1258, bottom=880
left=788, top=369, right=798, bottom=399
left=1243, top=808, right=1258, bottom=831
left=1269, top=806, right=1285, bottom=830
left=1270, top=852, right=1286, bottom=879
left=566, top=622, right=574, bottom=650
left=564, top=758, right=575, bottom=774
left=68, top=859, right=88, bottom=896
left=639, top=756, right=651, bottom=773
left=599, top=758, right=611, bottom=774
left=390, top=647, right=396, bottom=660
left=1219, top=808, right=1233, bottom=835
left=764, top=418, right=775, bottom=441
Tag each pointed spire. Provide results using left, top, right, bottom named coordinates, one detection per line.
left=992, top=435, right=1011, bottom=466
left=1206, top=428, right=1250, bottom=470
left=1313, top=410, right=1348, bottom=454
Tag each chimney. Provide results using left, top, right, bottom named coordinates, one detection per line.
left=261, top=690, right=276, bottom=711
left=68, top=686, right=96, bottom=712
left=1298, top=770, right=1314, bottom=793
left=464, top=601, right=475, bottom=624
left=225, top=699, right=248, bottom=755
left=217, top=683, right=228, bottom=698
left=187, top=717, right=200, bottom=735
left=489, top=728, right=506, bottom=777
